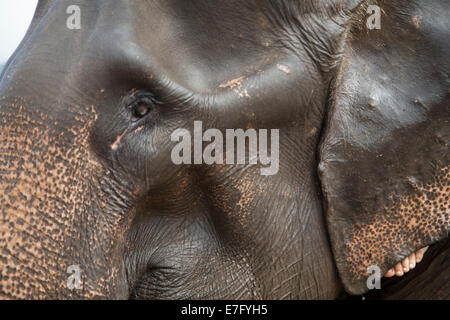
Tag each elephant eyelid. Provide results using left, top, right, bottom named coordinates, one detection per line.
left=121, top=85, right=192, bottom=122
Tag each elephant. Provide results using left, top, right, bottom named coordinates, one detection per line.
left=0, top=0, right=448, bottom=299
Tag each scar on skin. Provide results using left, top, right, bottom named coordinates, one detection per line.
left=219, top=76, right=245, bottom=90
left=110, top=128, right=129, bottom=151
left=277, top=64, right=291, bottom=74
left=219, top=76, right=251, bottom=98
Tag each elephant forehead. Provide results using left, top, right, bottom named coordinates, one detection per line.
left=68, top=0, right=355, bottom=93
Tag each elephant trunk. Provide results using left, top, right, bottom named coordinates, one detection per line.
left=0, top=96, right=133, bottom=299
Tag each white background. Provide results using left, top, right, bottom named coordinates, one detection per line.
left=0, top=0, right=38, bottom=67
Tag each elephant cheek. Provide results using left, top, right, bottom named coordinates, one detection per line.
left=0, top=99, right=131, bottom=299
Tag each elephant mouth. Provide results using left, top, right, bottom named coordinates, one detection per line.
left=383, top=246, right=430, bottom=278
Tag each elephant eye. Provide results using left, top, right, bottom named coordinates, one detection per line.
left=130, top=97, right=153, bottom=122
left=134, top=104, right=150, bottom=119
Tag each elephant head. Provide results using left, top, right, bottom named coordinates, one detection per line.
left=0, top=0, right=448, bottom=299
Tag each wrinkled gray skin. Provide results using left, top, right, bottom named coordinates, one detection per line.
left=0, top=0, right=448, bottom=299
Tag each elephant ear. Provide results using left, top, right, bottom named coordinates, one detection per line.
left=319, top=1, right=449, bottom=295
